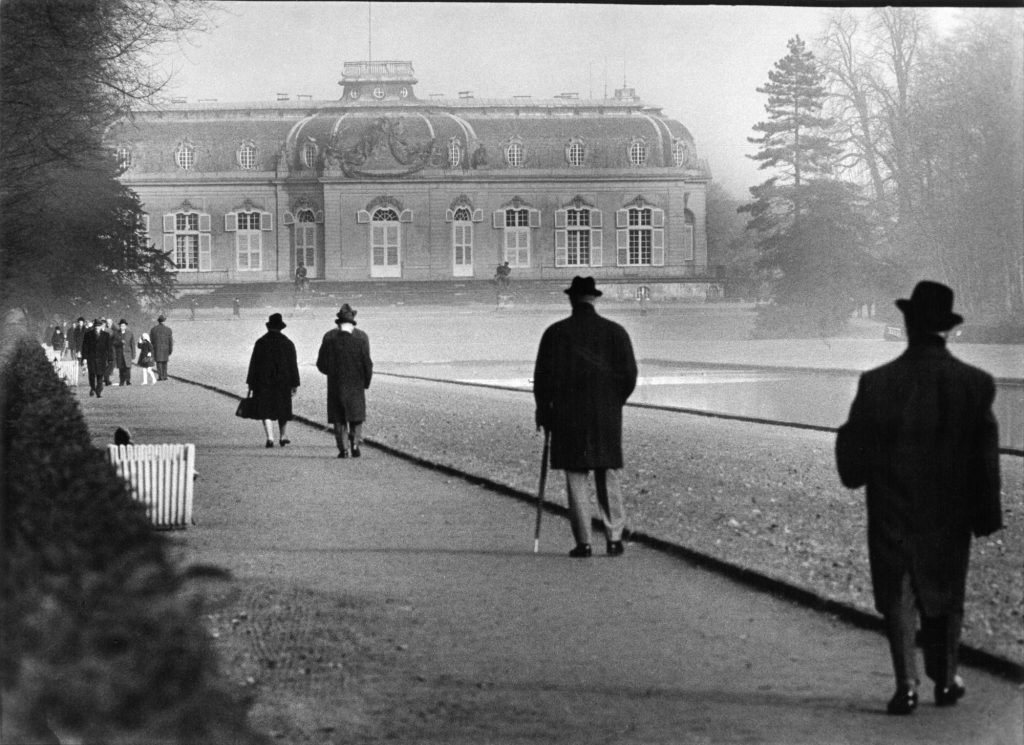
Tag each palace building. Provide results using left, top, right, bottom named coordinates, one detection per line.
left=109, top=61, right=713, bottom=291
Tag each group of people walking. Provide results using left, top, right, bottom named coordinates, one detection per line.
left=49, top=315, right=173, bottom=397
left=245, top=304, right=373, bottom=456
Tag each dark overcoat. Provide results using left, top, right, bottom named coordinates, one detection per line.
left=246, top=330, right=300, bottom=421
left=80, top=328, right=112, bottom=375
left=111, top=329, right=136, bottom=368
left=533, top=303, right=637, bottom=470
left=836, top=340, right=1002, bottom=616
left=70, top=325, right=85, bottom=355
left=316, top=327, right=373, bottom=424
left=149, top=322, right=173, bottom=362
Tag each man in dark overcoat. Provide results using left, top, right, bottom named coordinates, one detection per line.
left=80, top=318, right=113, bottom=397
left=149, top=315, right=173, bottom=381
left=70, top=317, right=86, bottom=361
left=836, top=280, right=1002, bottom=715
left=316, top=304, right=373, bottom=458
left=111, top=319, right=135, bottom=386
left=533, top=276, right=638, bottom=557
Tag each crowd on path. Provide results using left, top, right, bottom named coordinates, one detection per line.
left=43, top=314, right=173, bottom=397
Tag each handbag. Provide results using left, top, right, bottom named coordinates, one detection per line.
left=235, top=394, right=260, bottom=420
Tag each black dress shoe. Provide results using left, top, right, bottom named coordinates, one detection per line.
left=886, top=686, right=919, bottom=715
left=568, top=543, right=592, bottom=558
left=279, top=439, right=290, bottom=447
left=607, top=540, right=624, bottom=556
left=337, top=450, right=349, bottom=458
left=351, top=446, right=361, bottom=457
left=265, top=440, right=274, bottom=448
left=935, top=677, right=966, bottom=706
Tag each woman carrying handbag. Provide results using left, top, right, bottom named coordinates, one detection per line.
left=245, top=313, right=300, bottom=448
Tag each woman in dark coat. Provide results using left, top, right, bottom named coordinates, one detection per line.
left=246, top=313, right=300, bottom=448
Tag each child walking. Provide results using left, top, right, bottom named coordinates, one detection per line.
left=137, top=333, right=157, bottom=384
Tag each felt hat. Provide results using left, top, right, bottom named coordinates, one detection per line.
left=265, top=312, right=287, bottom=330
left=895, top=280, right=963, bottom=331
left=118, top=319, right=128, bottom=326
left=157, top=315, right=166, bottom=323
left=563, top=276, right=602, bottom=297
left=336, top=304, right=358, bottom=324
left=92, top=318, right=104, bottom=327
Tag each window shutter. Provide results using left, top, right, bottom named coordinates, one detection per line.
left=590, top=229, right=603, bottom=267
left=445, top=209, right=455, bottom=223
left=554, top=229, right=567, bottom=267
left=163, top=234, right=175, bottom=256
left=315, top=210, right=324, bottom=224
left=260, top=212, right=273, bottom=231
left=616, top=209, right=628, bottom=228
left=283, top=211, right=295, bottom=226
left=492, top=210, right=504, bottom=229
left=163, top=214, right=175, bottom=233
left=652, top=229, right=665, bottom=266
left=528, top=209, right=540, bottom=228
left=399, top=209, right=413, bottom=223
left=224, top=213, right=238, bottom=232
left=616, top=229, right=629, bottom=265
left=683, top=225, right=694, bottom=261
left=199, top=233, right=212, bottom=271
left=198, top=213, right=211, bottom=232
left=651, top=208, right=665, bottom=228
left=590, top=209, right=602, bottom=228
left=141, top=214, right=150, bottom=233
left=554, top=209, right=567, bottom=229
left=357, top=209, right=371, bottom=224
left=472, top=208, right=483, bottom=223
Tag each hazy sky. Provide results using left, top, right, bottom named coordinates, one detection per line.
left=154, top=3, right=966, bottom=197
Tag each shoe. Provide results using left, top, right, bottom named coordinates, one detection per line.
left=568, top=543, right=592, bottom=558
left=351, top=445, right=361, bottom=457
left=279, top=439, right=290, bottom=447
left=337, top=450, right=349, bottom=458
left=89, top=389, right=95, bottom=397
left=265, top=440, right=274, bottom=448
left=886, top=686, right=919, bottom=715
left=935, top=677, right=966, bottom=707
left=607, top=540, right=624, bottom=556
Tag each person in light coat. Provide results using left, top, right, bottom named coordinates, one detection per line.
left=836, top=280, right=1002, bottom=715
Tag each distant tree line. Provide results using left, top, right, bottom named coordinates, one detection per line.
left=712, top=8, right=1023, bottom=336
left=0, top=0, right=213, bottom=328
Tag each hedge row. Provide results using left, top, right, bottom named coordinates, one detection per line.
left=1, top=334, right=268, bottom=745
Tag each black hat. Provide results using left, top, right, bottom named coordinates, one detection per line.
left=118, top=319, right=128, bottom=326
left=563, top=276, right=602, bottom=297
left=92, top=318, right=104, bottom=327
left=336, top=304, right=357, bottom=324
left=77, top=316, right=86, bottom=322
left=895, top=281, right=963, bottom=332
left=266, top=312, right=287, bottom=330
left=157, top=315, right=166, bottom=323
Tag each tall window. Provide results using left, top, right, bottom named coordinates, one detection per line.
left=448, top=139, right=462, bottom=168
left=673, top=140, right=688, bottom=167
left=370, top=207, right=401, bottom=277
left=235, top=211, right=262, bottom=270
left=555, top=206, right=603, bottom=267
left=175, top=143, right=194, bottom=170
left=302, top=142, right=317, bottom=168
left=505, top=142, right=524, bottom=167
left=567, top=141, right=585, bottom=167
left=174, top=213, right=200, bottom=270
left=628, top=141, right=647, bottom=166
left=115, top=146, right=132, bottom=169
left=683, top=208, right=695, bottom=261
left=616, top=205, right=665, bottom=266
left=238, top=142, right=258, bottom=170
left=500, top=208, right=529, bottom=266
left=452, top=207, right=473, bottom=276
left=295, top=209, right=317, bottom=275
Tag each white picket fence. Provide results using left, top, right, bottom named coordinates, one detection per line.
left=106, top=444, right=196, bottom=529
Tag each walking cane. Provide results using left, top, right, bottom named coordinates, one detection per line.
left=533, top=429, right=550, bottom=553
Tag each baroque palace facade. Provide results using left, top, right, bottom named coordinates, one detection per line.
left=110, top=61, right=712, bottom=290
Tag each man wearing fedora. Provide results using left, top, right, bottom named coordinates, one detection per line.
left=149, top=314, right=173, bottom=381
left=80, top=318, right=112, bottom=397
left=836, top=280, right=1002, bottom=715
left=316, top=304, right=373, bottom=458
left=533, top=276, right=638, bottom=557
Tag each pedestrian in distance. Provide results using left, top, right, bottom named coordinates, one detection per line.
left=189, top=296, right=198, bottom=321
left=102, top=318, right=115, bottom=385
left=232, top=296, right=241, bottom=319
left=149, top=315, right=173, bottom=381
left=533, top=276, right=638, bottom=557
left=836, top=280, right=1003, bottom=716
left=316, top=304, right=373, bottom=458
left=245, top=313, right=300, bottom=448
left=111, top=319, right=135, bottom=386
left=70, top=317, right=86, bottom=363
left=50, top=323, right=66, bottom=360
left=136, top=333, right=157, bottom=385
left=81, top=319, right=112, bottom=397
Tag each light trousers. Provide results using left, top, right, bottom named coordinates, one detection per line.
left=564, top=468, right=625, bottom=546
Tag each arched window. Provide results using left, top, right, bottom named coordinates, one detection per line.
left=238, top=142, right=258, bottom=170
left=175, top=143, right=195, bottom=170
left=673, top=140, right=688, bottom=167
left=505, top=141, right=524, bottom=167
left=302, top=142, right=317, bottom=169
left=448, top=139, right=462, bottom=168
left=567, top=141, right=585, bottom=167
left=629, top=140, right=647, bottom=167
left=370, top=207, right=401, bottom=277
left=295, top=208, right=317, bottom=275
left=452, top=206, right=472, bottom=276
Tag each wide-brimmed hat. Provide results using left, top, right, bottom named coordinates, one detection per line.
left=157, top=315, right=166, bottom=323
left=336, top=304, right=358, bottom=324
left=895, top=280, right=963, bottom=331
left=118, top=318, right=128, bottom=326
left=266, top=312, right=287, bottom=330
left=563, top=276, right=602, bottom=297
left=92, top=318, right=104, bottom=327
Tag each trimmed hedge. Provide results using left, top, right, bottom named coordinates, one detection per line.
left=1, top=334, right=268, bottom=745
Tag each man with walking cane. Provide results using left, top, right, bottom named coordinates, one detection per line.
left=533, top=276, right=638, bottom=558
